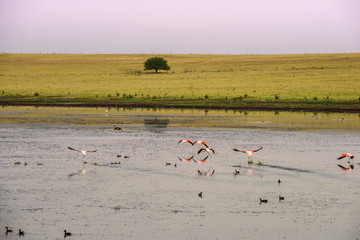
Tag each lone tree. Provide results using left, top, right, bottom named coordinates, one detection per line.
left=144, top=57, right=170, bottom=73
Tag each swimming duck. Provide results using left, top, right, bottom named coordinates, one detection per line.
left=198, top=192, right=203, bottom=198
left=279, top=195, right=285, bottom=201
left=165, top=162, right=171, bottom=166
left=64, top=230, right=72, bottom=237
left=113, top=126, right=122, bottom=130
left=36, top=162, right=43, bottom=166
left=18, top=229, right=25, bottom=236
left=5, top=227, right=13, bottom=234
left=259, top=198, right=268, bottom=204
left=14, top=160, right=20, bottom=165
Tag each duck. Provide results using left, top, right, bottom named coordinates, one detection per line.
left=36, top=162, right=43, bottom=166
left=165, top=162, right=171, bottom=166
left=198, top=192, right=203, bottom=198
left=64, top=230, right=72, bottom=237
left=279, top=195, right=285, bottom=201
left=233, top=147, right=263, bottom=164
left=18, top=229, right=25, bottom=236
left=278, top=179, right=281, bottom=185
left=14, top=160, right=21, bottom=165
left=234, top=169, right=240, bottom=175
left=24, top=162, right=28, bottom=166
left=124, top=156, right=130, bottom=159
left=113, top=126, right=122, bottom=131
left=5, top=227, right=13, bottom=234
left=259, top=198, right=268, bottom=204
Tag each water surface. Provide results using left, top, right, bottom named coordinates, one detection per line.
left=1, top=106, right=359, bottom=239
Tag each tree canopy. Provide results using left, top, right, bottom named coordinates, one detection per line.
left=144, top=57, right=170, bottom=73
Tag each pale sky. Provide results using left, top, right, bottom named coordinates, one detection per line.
left=0, top=0, right=359, bottom=54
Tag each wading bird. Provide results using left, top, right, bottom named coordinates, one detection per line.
left=233, top=147, right=263, bottom=163
left=18, top=229, right=24, bottom=236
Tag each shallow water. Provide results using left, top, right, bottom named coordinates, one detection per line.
left=1, top=107, right=360, bottom=240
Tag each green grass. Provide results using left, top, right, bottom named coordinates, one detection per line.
left=0, top=53, right=359, bottom=111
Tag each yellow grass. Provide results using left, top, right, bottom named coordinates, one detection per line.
left=0, top=53, right=359, bottom=108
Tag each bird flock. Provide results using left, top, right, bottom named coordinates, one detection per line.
left=6, top=122, right=358, bottom=238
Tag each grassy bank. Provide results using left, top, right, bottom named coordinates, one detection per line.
left=0, top=53, right=359, bottom=112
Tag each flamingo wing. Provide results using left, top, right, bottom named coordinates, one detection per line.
left=198, top=148, right=206, bottom=154
left=337, top=154, right=348, bottom=160
left=252, top=147, right=263, bottom=153
left=68, top=147, right=81, bottom=152
left=233, top=148, right=247, bottom=153
left=86, top=150, right=97, bottom=153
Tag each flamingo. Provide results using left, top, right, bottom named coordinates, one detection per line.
left=337, top=153, right=354, bottom=162
left=198, top=147, right=215, bottom=154
left=193, top=155, right=209, bottom=164
left=178, top=156, right=194, bottom=162
left=178, top=139, right=194, bottom=145
left=233, top=147, right=263, bottom=163
left=68, top=147, right=97, bottom=159
left=193, top=140, right=209, bottom=148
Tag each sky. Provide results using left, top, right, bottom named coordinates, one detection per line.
left=0, top=0, right=359, bottom=54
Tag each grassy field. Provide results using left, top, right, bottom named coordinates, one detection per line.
left=0, top=53, right=359, bottom=111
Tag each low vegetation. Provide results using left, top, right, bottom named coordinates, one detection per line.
left=0, top=53, right=359, bottom=112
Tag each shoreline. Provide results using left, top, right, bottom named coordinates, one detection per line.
left=2, top=101, right=360, bottom=113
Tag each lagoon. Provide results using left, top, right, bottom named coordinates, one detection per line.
left=1, top=106, right=359, bottom=239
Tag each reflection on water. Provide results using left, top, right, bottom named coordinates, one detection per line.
left=1, top=106, right=360, bottom=130
left=144, top=118, right=170, bottom=132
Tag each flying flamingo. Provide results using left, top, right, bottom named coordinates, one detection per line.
left=337, top=153, right=354, bottom=162
left=68, top=147, right=97, bottom=162
left=198, top=147, right=215, bottom=154
left=178, top=139, right=194, bottom=145
left=233, top=147, right=263, bottom=163
left=193, top=140, right=209, bottom=148
left=193, top=155, right=209, bottom=164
